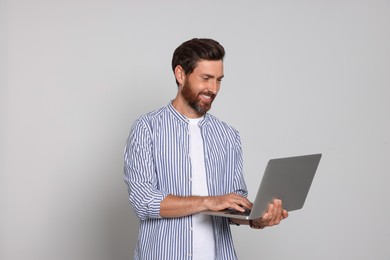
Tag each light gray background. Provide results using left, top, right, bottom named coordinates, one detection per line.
left=1, top=0, right=389, bottom=259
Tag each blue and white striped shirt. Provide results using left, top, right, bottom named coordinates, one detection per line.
left=124, top=102, right=248, bottom=260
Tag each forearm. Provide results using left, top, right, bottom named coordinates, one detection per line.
left=160, top=194, right=210, bottom=218
left=160, top=193, right=253, bottom=218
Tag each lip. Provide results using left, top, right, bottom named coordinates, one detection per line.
left=199, top=94, right=214, bottom=103
left=201, top=94, right=212, bottom=99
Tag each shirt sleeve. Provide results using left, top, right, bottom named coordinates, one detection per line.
left=232, top=131, right=248, bottom=198
left=124, top=119, right=169, bottom=220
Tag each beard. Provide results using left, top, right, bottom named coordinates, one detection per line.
left=181, top=80, right=216, bottom=115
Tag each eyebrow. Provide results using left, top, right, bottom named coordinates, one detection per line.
left=202, top=74, right=225, bottom=80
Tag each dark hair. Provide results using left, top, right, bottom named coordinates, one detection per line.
left=171, top=38, right=225, bottom=86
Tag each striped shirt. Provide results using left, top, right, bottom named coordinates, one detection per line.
left=124, top=102, right=248, bottom=260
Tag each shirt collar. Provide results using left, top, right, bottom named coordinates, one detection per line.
left=167, top=102, right=209, bottom=126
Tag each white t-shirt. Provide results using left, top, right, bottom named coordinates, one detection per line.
left=188, top=118, right=215, bottom=260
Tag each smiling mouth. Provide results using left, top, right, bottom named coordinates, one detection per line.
left=201, top=94, right=212, bottom=100
left=200, top=91, right=216, bottom=101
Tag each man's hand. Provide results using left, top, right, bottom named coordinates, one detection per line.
left=251, top=199, right=288, bottom=228
left=204, top=193, right=253, bottom=213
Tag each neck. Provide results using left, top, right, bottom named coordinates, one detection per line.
left=172, top=96, right=204, bottom=119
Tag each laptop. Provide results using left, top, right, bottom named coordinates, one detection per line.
left=202, top=153, right=322, bottom=220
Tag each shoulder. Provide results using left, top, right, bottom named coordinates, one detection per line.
left=130, top=106, right=168, bottom=136
left=134, top=106, right=168, bottom=126
left=206, top=114, right=239, bottom=133
left=204, top=114, right=241, bottom=142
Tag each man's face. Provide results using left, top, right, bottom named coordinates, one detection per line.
left=180, top=60, right=224, bottom=116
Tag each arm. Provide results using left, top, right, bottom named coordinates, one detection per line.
left=124, top=120, right=169, bottom=220
left=160, top=193, right=253, bottom=218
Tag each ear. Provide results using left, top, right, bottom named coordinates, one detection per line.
left=174, top=65, right=186, bottom=86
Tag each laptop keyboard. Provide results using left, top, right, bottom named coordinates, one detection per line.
left=225, top=208, right=251, bottom=216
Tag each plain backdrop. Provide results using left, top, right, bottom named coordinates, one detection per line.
left=1, top=0, right=390, bottom=259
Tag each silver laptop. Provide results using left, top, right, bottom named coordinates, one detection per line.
left=202, top=153, right=322, bottom=220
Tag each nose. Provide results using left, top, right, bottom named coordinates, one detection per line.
left=208, top=79, right=220, bottom=94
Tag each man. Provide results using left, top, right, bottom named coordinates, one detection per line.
left=124, top=38, right=288, bottom=260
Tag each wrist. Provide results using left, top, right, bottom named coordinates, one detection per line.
left=249, top=220, right=265, bottom=229
left=202, top=196, right=212, bottom=211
